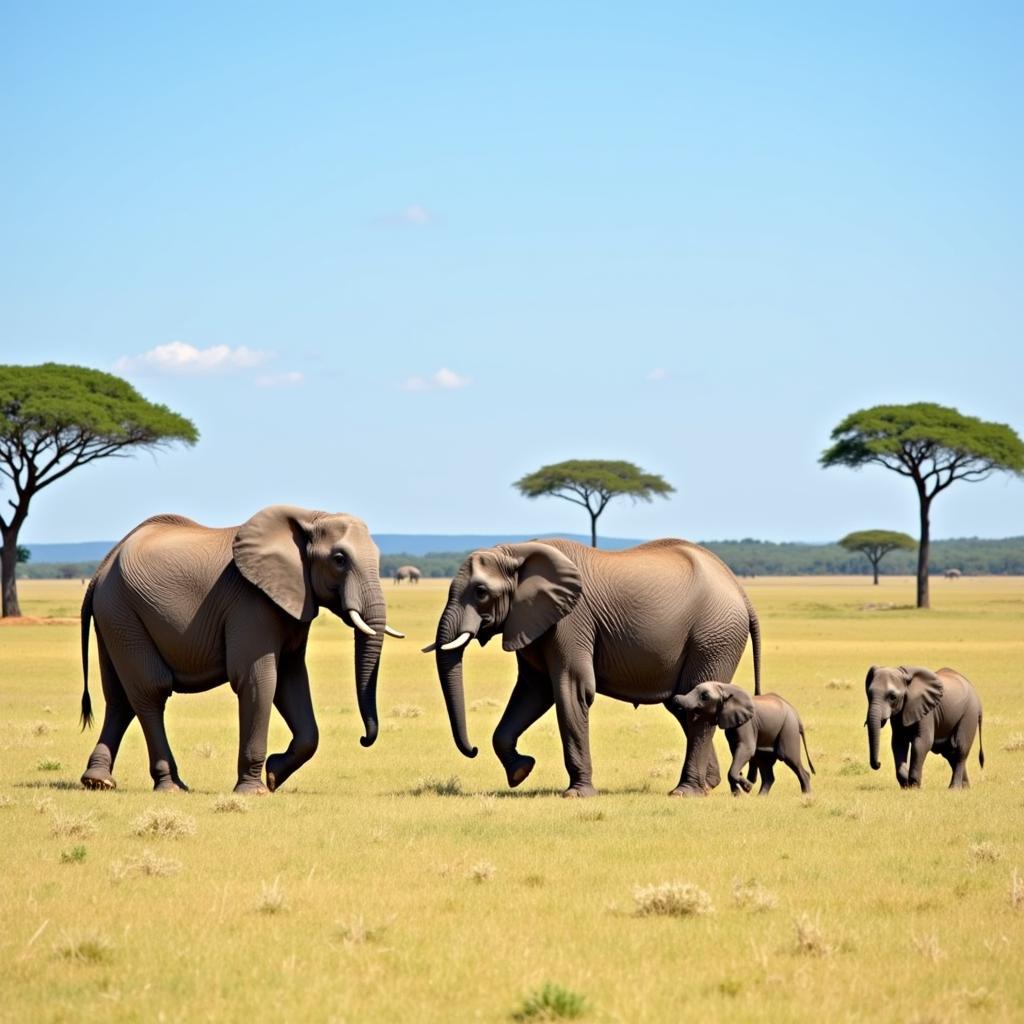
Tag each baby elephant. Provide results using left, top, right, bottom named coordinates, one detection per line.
left=674, top=683, right=814, bottom=795
left=865, top=665, right=984, bottom=788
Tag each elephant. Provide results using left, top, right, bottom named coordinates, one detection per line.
left=78, top=506, right=403, bottom=794
left=944, top=568, right=962, bottom=579
left=673, top=683, right=814, bottom=795
left=394, top=565, right=421, bottom=585
left=424, top=538, right=761, bottom=797
left=865, top=665, right=984, bottom=789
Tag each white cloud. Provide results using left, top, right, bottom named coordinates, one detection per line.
left=255, top=371, right=305, bottom=388
left=402, top=367, right=471, bottom=392
left=647, top=367, right=669, bottom=381
left=374, top=203, right=434, bottom=227
left=115, top=341, right=274, bottom=376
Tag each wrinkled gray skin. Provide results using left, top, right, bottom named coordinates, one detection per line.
left=865, top=665, right=984, bottom=788
left=79, top=506, right=396, bottom=794
left=427, top=539, right=761, bottom=798
left=394, top=565, right=421, bottom=584
left=674, top=683, right=814, bottom=795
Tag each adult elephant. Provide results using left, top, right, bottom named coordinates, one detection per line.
left=394, top=565, right=421, bottom=584
left=79, top=506, right=403, bottom=794
left=424, top=539, right=761, bottom=797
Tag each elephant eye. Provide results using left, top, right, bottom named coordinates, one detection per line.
left=332, top=552, right=347, bottom=567
left=887, top=692, right=898, bottom=703
left=474, top=584, right=490, bottom=601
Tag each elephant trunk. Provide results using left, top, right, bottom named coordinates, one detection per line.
left=436, top=647, right=478, bottom=758
left=353, top=582, right=386, bottom=748
left=867, top=702, right=885, bottom=771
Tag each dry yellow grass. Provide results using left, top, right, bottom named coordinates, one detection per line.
left=1, top=575, right=1022, bottom=1022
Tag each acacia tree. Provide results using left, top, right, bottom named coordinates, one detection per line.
left=838, top=529, right=916, bottom=585
left=0, top=363, right=198, bottom=617
left=513, top=459, right=674, bottom=547
left=821, top=403, right=1024, bottom=608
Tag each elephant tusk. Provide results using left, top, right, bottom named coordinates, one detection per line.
left=348, top=609, right=377, bottom=636
left=440, top=631, right=472, bottom=651
left=421, top=642, right=438, bottom=653
left=383, top=625, right=406, bottom=639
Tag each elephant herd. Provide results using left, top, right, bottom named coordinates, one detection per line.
left=77, top=505, right=985, bottom=797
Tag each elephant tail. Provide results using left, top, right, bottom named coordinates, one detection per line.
left=79, top=578, right=96, bottom=730
left=745, top=595, right=762, bottom=695
left=977, top=712, right=985, bottom=770
left=801, top=724, right=816, bottom=775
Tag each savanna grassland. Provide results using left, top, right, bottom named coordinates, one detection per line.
left=1, top=576, right=1022, bottom=1023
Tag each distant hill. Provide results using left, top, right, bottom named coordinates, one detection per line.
left=18, top=534, right=1024, bottom=579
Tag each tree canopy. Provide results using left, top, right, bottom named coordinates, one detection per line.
left=513, top=459, right=674, bottom=547
left=838, top=529, right=916, bottom=584
left=822, top=403, right=1024, bottom=606
left=0, top=363, right=198, bottom=616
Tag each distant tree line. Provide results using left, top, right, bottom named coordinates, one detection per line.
left=20, top=537, right=1024, bottom=582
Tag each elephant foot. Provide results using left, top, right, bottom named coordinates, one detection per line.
left=562, top=783, right=598, bottom=799
left=505, top=755, right=536, bottom=789
left=233, top=780, right=269, bottom=796
left=729, top=777, right=752, bottom=794
left=669, top=784, right=708, bottom=798
left=265, top=755, right=290, bottom=793
left=153, top=779, right=189, bottom=792
left=80, top=770, right=116, bottom=791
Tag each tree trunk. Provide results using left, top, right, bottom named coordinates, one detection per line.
left=589, top=511, right=598, bottom=548
left=916, top=492, right=931, bottom=609
left=1, top=528, right=22, bottom=618
left=871, top=556, right=879, bottom=585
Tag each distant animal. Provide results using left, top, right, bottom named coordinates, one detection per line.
left=865, top=665, right=983, bottom=788
left=944, top=568, right=962, bottom=579
left=394, top=565, right=421, bottom=585
left=424, top=538, right=761, bottom=798
left=79, top=506, right=403, bottom=794
left=674, top=682, right=814, bottom=795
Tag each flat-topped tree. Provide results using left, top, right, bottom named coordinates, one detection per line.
left=822, top=403, right=1024, bottom=608
left=839, top=530, right=916, bottom=585
left=0, top=363, right=198, bottom=617
left=514, top=459, right=674, bottom=547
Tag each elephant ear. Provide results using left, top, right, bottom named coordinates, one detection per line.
left=233, top=506, right=321, bottom=622
left=864, top=665, right=877, bottom=692
left=500, top=542, right=583, bottom=651
left=716, top=683, right=755, bottom=730
left=900, top=666, right=943, bottom=726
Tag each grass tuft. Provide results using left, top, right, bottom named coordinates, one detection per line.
left=334, top=915, right=390, bottom=945
left=470, top=698, right=502, bottom=711
left=194, top=742, right=216, bottom=759
left=52, top=930, right=113, bottom=964
left=30, top=721, right=52, bottom=737
left=389, top=703, right=424, bottom=718
left=913, top=933, right=945, bottom=962
left=512, top=982, right=588, bottom=1021
left=60, top=844, right=87, bottom=864
left=213, top=794, right=250, bottom=814
left=634, top=882, right=713, bottom=918
left=1009, top=868, right=1023, bottom=910
left=732, top=879, right=778, bottom=912
left=793, top=913, right=833, bottom=956
left=825, top=679, right=852, bottom=690
left=50, top=810, right=96, bottom=840
left=410, top=775, right=463, bottom=796
left=0, top=794, right=13, bottom=808
left=110, top=849, right=182, bottom=882
left=1002, top=733, right=1024, bottom=752
left=968, top=841, right=1001, bottom=866
left=469, top=861, right=496, bottom=883
left=256, top=877, right=287, bottom=914
left=131, top=808, right=196, bottom=839
left=36, top=758, right=62, bottom=771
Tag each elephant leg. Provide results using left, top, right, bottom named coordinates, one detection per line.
left=231, top=652, right=278, bottom=795
left=891, top=731, right=911, bottom=788
left=941, top=744, right=969, bottom=789
left=756, top=757, right=775, bottom=796
left=265, top=654, right=318, bottom=793
left=492, top=666, right=554, bottom=789
left=102, top=622, right=186, bottom=791
left=664, top=700, right=720, bottom=797
left=907, top=734, right=930, bottom=788
left=779, top=750, right=811, bottom=794
left=550, top=658, right=597, bottom=798
left=81, top=640, right=136, bottom=790
left=726, top=732, right=755, bottom=795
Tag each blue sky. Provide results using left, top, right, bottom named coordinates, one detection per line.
left=3, top=2, right=1022, bottom=543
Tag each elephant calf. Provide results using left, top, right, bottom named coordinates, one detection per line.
left=865, top=665, right=984, bottom=788
left=674, top=683, right=815, bottom=795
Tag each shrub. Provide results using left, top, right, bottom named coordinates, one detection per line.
left=50, top=811, right=96, bottom=840
left=213, top=794, right=249, bottom=814
left=60, top=845, right=87, bottom=864
left=633, top=882, right=713, bottom=918
left=130, top=808, right=196, bottom=839
left=512, top=982, right=588, bottom=1021
left=110, top=849, right=182, bottom=882
left=732, top=879, right=778, bottom=912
